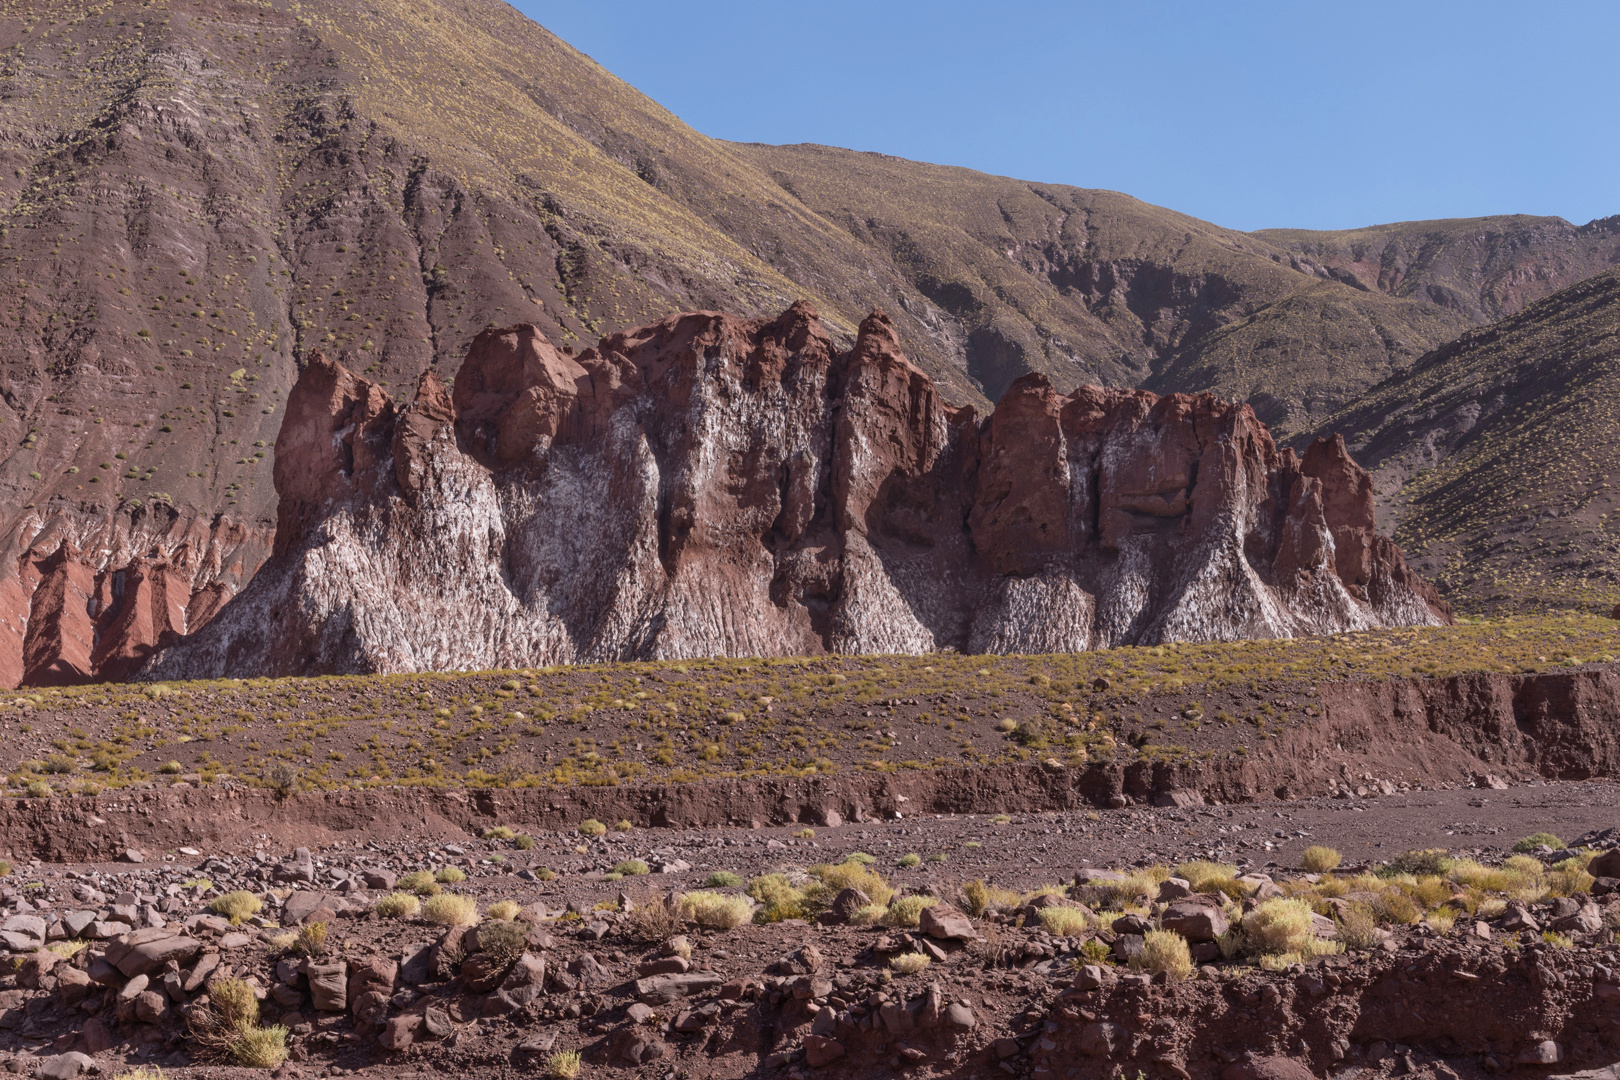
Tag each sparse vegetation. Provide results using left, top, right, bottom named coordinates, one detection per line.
left=288, top=922, right=327, bottom=958
left=1302, top=846, right=1342, bottom=873
left=1037, top=906, right=1089, bottom=937
left=679, top=891, right=754, bottom=929
left=375, top=893, right=421, bottom=919
left=1513, top=832, right=1564, bottom=852
left=1132, top=930, right=1193, bottom=981
left=487, top=900, right=523, bottom=921
left=882, top=894, right=939, bottom=928
left=398, top=871, right=441, bottom=896
left=423, top=894, right=479, bottom=926
left=703, top=871, right=743, bottom=888
left=210, top=891, right=263, bottom=925
left=578, top=819, right=607, bottom=837
left=889, top=952, right=931, bottom=974
left=547, top=1050, right=583, bottom=1080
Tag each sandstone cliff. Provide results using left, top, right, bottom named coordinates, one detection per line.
left=144, top=304, right=1448, bottom=679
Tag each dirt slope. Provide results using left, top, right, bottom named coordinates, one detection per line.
left=1311, top=268, right=1620, bottom=613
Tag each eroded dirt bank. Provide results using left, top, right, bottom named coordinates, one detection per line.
left=2, top=667, right=1619, bottom=860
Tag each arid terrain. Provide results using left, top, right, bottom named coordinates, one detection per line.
left=1, top=617, right=1619, bottom=1078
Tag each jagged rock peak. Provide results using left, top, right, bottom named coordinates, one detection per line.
left=145, top=306, right=1449, bottom=680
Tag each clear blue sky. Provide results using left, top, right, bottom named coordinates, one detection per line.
left=512, top=0, right=1619, bottom=233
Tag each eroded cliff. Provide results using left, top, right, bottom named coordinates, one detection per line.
left=146, top=304, right=1449, bottom=679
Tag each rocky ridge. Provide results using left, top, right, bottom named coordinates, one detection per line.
left=141, top=304, right=1447, bottom=678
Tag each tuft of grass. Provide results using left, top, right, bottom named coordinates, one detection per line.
left=703, top=871, right=743, bottom=888
left=289, top=922, right=327, bottom=958
left=793, top=828, right=815, bottom=839
left=1131, top=930, right=1192, bottom=982
left=989, top=813, right=1012, bottom=824
left=434, top=867, right=466, bottom=884
left=230, top=1025, right=289, bottom=1069
left=482, top=826, right=516, bottom=840
left=547, top=1050, right=583, bottom=1080
left=398, top=871, right=441, bottom=896
left=1335, top=903, right=1378, bottom=950
left=848, top=902, right=889, bottom=926
left=578, top=819, right=607, bottom=837
left=514, top=834, right=536, bottom=850
left=897, top=853, right=922, bottom=868
left=679, top=891, right=754, bottom=930
left=1243, top=898, right=1318, bottom=956
left=210, top=978, right=260, bottom=1032
left=960, top=879, right=1023, bottom=916
left=1513, top=832, right=1564, bottom=852
left=1301, top=846, right=1342, bottom=873
left=808, top=861, right=895, bottom=907
left=1037, top=906, right=1089, bottom=937
left=375, top=893, right=421, bottom=919
left=487, top=900, right=523, bottom=921
left=615, top=820, right=633, bottom=832
left=612, top=859, right=650, bottom=876
left=843, top=852, right=876, bottom=865
left=889, top=952, right=931, bottom=974
left=882, top=895, right=940, bottom=928
left=477, top=920, right=528, bottom=964
left=423, top=894, right=479, bottom=927
left=210, top=891, right=263, bottom=925
left=1173, top=860, right=1244, bottom=898
left=747, top=874, right=807, bottom=922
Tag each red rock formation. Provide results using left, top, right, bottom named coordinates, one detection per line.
left=147, top=305, right=1449, bottom=680
left=0, top=508, right=268, bottom=688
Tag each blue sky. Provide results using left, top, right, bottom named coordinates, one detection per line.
left=513, top=0, right=1619, bottom=233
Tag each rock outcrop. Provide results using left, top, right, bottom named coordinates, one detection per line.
left=146, top=304, right=1448, bottom=679
left=0, top=510, right=267, bottom=687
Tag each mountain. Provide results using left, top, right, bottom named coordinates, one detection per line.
left=0, top=0, right=1606, bottom=685
left=144, top=304, right=1447, bottom=681
left=1309, top=268, right=1620, bottom=613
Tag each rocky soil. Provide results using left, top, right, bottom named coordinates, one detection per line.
left=0, top=784, right=1619, bottom=1080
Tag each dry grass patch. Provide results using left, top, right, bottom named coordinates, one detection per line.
left=423, top=894, right=479, bottom=927
left=1131, top=930, right=1192, bottom=981
left=890, top=952, right=931, bottom=974
left=679, top=891, right=754, bottom=930
left=209, top=891, right=262, bottom=925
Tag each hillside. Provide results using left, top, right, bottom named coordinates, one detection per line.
left=0, top=0, right=1614, bottom=686
left=1312, top=267, right=1620, bottom=612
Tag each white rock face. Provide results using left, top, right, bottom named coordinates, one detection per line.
left=147, top=305, right=1449, bottom=679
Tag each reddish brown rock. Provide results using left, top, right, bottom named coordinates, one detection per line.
left=1, top=510, right=266, bottom=689
left=147, top=305, right=1448, bottom=680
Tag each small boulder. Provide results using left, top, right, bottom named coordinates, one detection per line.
left=1222, top=1058, right=1318, bottom=1080
left=829, top=888, right=871, bottom=923
left=918, top=902, right=976, bottom=941
left=1161, top=901, right=1229, bottom=942
left=804, top=1034, right=846, bottom=1068
left=303, top=961, right=348, bottom=1012
left=37, top=1052, right=94, bottom=1080
left=105, top=928, right=202, bottom=978
left=634, top=972, right=722, bottom=1005
left=1588, top=849, right=1620, bottom=879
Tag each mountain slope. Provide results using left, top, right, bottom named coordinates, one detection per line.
left=734, top=145, right=1620, bottom=428
left=1312, top=268, right=1620, bottom=612
left=0, top=0, right=1611, bottom=685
